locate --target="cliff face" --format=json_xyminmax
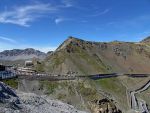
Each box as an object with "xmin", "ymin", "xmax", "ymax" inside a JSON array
[{"xmin": 44, "ymin": 36, "xmax": 150, "ymax": 74}]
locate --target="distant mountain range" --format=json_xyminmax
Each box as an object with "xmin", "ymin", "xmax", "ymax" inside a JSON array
[
  {"xmin": 1, "ymin": 36, "xmax": 150, "ymax": 74},
  {"xmin": 0, "ymin": 48, "xmax": 47, "ymax": 61}
]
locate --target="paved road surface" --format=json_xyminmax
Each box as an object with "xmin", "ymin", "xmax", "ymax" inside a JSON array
[{"xmin": 130, "ymin": 81, "xmax": 150, "ymax": 113}]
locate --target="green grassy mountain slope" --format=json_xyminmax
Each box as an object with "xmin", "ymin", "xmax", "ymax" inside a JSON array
[{"xmin": 42, "ymin": 36, "xmax": 150, "ymax": 75}]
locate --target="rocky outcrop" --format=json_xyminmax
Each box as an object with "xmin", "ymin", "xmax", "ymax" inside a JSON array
[
  {"xmin": 89, "ymin": 99, "xmax": 122, "ymax": 113},
  {"xmin": 0, "ymin": 82, "xmax": 88, "ymax": 113},
  {"xmin": 0, "ymin": 48, "xmax": 46, "ymax": 61}
]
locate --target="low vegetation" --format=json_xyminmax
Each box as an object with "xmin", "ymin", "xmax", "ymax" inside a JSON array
[
  {"xmin": 39, "ymin": 80, "xmax": 59, "ymax": 94},
  {"xmin": 96, "ymin": 77, "xmax": 129, "ymax": 110},
  {"xmin": 2, "ymin": 78, "xmax": 18, "ymax": 89}
]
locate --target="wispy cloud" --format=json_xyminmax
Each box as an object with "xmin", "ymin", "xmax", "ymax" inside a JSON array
[
  {"xmin": 0, "ymin": 36, "xmax": 16, "ymax": 43},
  {"xmin": 87, "ymin": 9, "xmax": 110, "ymax": 17},
  {"xmin": 55, "ymin": 18, "xmax": 63, "ymax": 24},
  {"xmin": 106, "ymin": 15, "xmax": 150, "ymax": 29},
  {"xmin": 55, "ymin": 17, "xmax": 72, "ymax": 24},
  {"xmin": 55, "ymin": 17, "xmax": 65, "ymax": 24},
  {"xmin": 0, "ymin": 3, "xmax": 59, "ymax": 27},
  {"xmin": 61, "ymin": 0, "xmax": 74, "ymax": 7}
]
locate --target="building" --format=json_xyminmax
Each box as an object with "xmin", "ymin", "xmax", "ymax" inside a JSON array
[
  {"xmin": 0, "ymin": 65, "xmax": 13, "ymax": 71},
  {"xmin": 17, "ymin": 67, "xmax": 36, "ymax": 75},
  {"xmin": 25, "ymin": 61, "xmax": 34, "ymax": 67},
  {"xmin": 0, "ymin": 65, "xmax": 16, "ymax": 80}
]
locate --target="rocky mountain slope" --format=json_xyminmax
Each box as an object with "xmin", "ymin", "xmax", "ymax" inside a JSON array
[
  {"xmin": 0, "ymin": 82, "xmax": 88, "ymax": 113},
  {"xmin": 3, "ymin": 76, "xmax": 150, "ymax": 113},
  {"xmin": 43, "ymin": 36, "xmax": 150, "ymax": 74},
  {"xmin": 140, "ymin": 36, "xmax": 150, "ymax": 44},
  {"xmin": 0, "ymin": 48, "xmax": 46, "ymax": 61},
  {"xmin": 16, "ymin": 78, "xmax": 124, "ymax": 113}
]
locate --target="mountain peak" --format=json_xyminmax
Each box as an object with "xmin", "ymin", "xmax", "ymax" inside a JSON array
[
  {"xmin": 56, "ymin": 36, "xmax": 83, "ymax": 51},
  {"xmin": 141, "ymin": 36, "xmax": 150, "ymax": 44},
  {"xmin": 67, "ymin": 36, "xmax": 82, "ymax": 41}
]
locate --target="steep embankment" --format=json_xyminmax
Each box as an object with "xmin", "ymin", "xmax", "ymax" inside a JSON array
[
  {"xmin": 5, "ymin": 77, "xmax": 150, "ymax": 113},
  {"xmin": 43, "ymin": 36, "xmax": 150, "ymax": 74},
  {"xmin": 0, "ymin": 81, "xmax": 88, "ymax": 113},
  {"xmin": 16, "ymin": 79, "xmax": 123, "ymax": 113}
]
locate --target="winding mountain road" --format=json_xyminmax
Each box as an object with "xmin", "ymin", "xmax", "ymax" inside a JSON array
[
  {"xmin": 130, "ymin": 80, "xmax": 150, "ymax": 113},
  {"xmin": 139, "ymin": 99, "xmax": 149, "ymax": 113}
]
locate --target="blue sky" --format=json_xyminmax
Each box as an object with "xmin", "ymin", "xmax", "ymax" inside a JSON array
[{"xmin": 0, "ymin": 0, "xmax": 150, "ymax": 52}]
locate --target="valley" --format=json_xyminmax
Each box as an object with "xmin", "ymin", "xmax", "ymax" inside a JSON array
[
  {"xmin": 1, "ymin": 37, "xmax": 150, "ymax": 113},
  {"xmin": 0, "ymin": 0, "xmax": 149, "ymax": 112},
  {"xmin": 1, "ymin": 75, "xmax": 150, "ymax": 113}
]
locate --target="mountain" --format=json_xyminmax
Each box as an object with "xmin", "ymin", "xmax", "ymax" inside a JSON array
[
  {"xmin": 47, "ymin": 51, "xmax": 53, "ymax": 55},
  {"xmin": 140, "ymin": 36, "xmax": 150, "ymax": 44},
  {"xmin": 42, "ymin": 36, "xmax": 150, "ymax": 74},
  {"xmin": 0, "ymin": 48, "xmax": 46, "ymax": 61}
]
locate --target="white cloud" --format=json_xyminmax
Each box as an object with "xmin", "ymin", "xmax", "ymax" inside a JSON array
[
  {"xmin": 0, "ymin": 36, "xmax": 16, "ymax": 43},
  {"xmin": 0, "ymin": 1, "xmax": 76, "ymax": 27},
  {"xmin": 0, "ymin": 3, "xmax": 58, "ymax": 27},
  {"xmin": 54, "ymin": 17, "xmax": 73, "ymax": 24},
  {"xmin": 100, "ymin": 9, "xmax": 110, "ymax": 15},
  {"xmin": 55, "ymin": 18, "xmax": 65, "ymax": 24},
  {"xmin": 62, "ymin": 0, "xmax": 74, "ymax": 7},
  {"xmin": 87, "ymin": 9, "xmax": 110, "ymax": 17},
  {"xmin": 32, "ymin": 46, "xmax": 57, "ymax": 52}
]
